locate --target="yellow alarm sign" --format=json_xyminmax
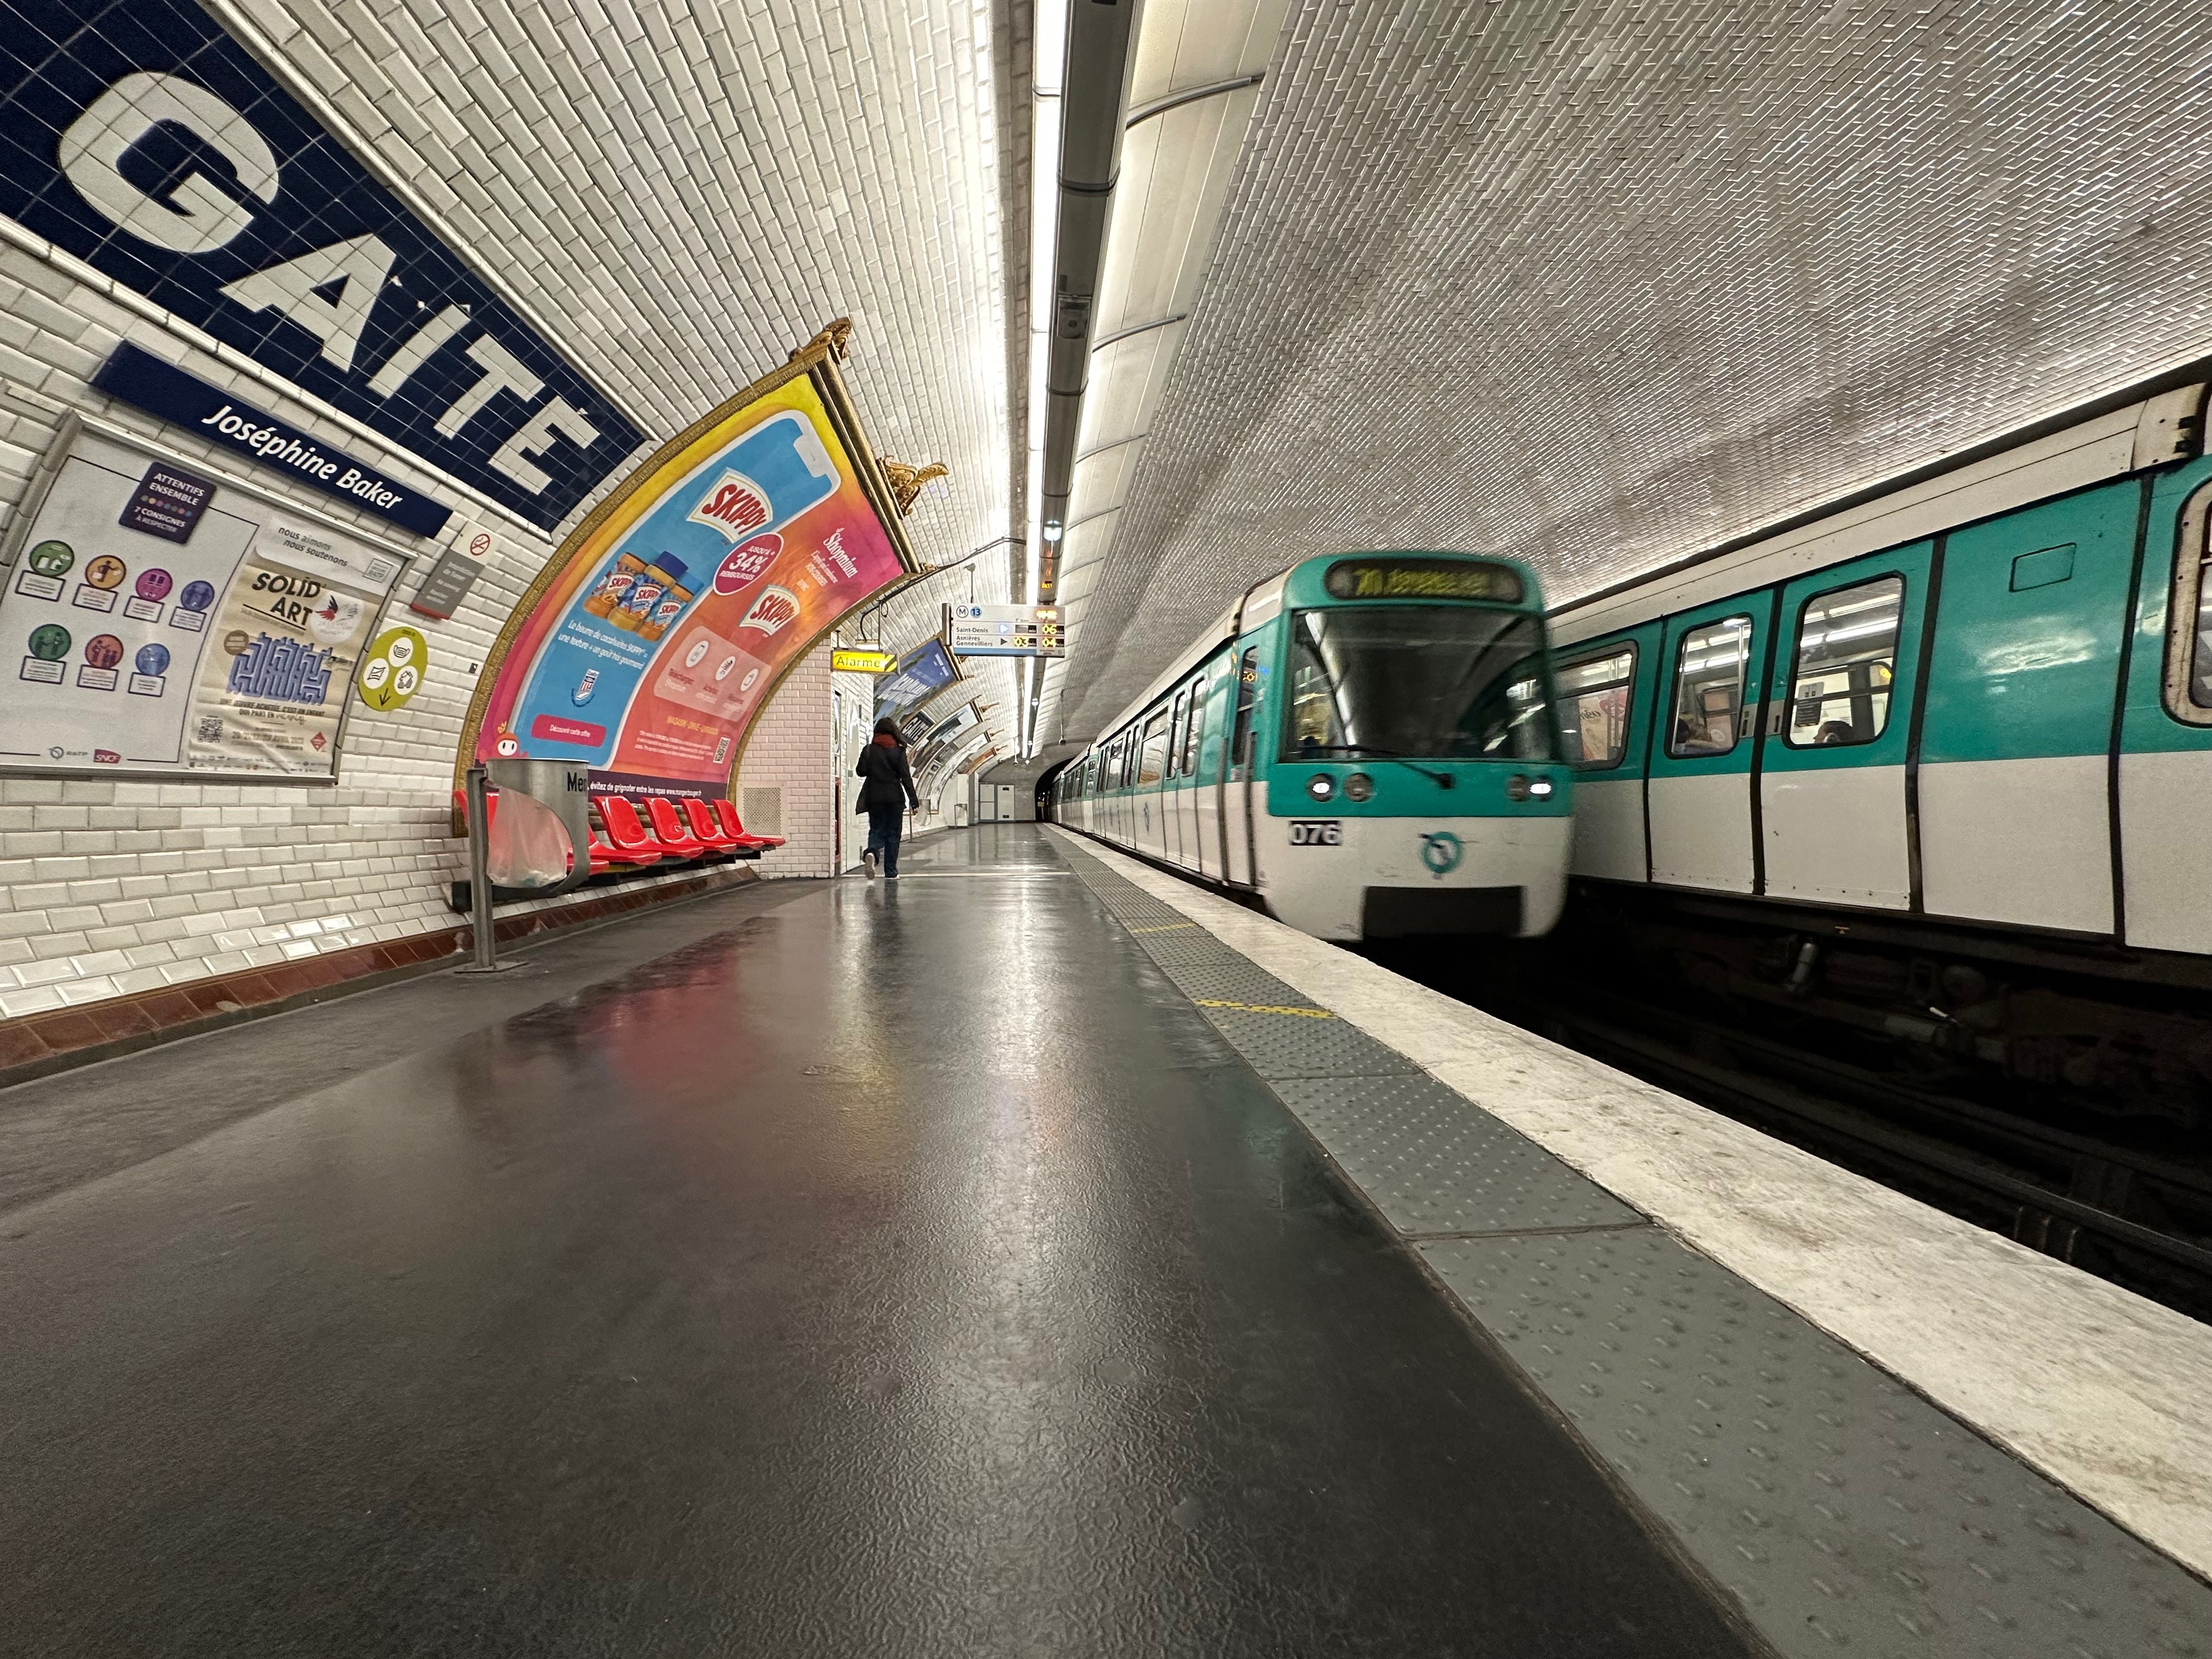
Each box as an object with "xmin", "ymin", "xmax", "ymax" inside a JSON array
[{"xmin": 357, "ymin": 624, "xmax": 428, "ymax": 712}]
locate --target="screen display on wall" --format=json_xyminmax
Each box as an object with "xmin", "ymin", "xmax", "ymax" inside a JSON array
[
  {"xmin": 873, "ymin": 640, "xmax": 958, "ymax": 723},
  {"xmin": 466, "ymin": 336, "xmax": 918, "ymax": 800},
  {"xmin": 0, "ymin": 424, "xmax": 404, "ymax": 779}
]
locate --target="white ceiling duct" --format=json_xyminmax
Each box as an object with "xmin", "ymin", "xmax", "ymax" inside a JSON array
[{"xmin": 1032, "ymin": 0, "xmax": 1293, "ymax": 743}]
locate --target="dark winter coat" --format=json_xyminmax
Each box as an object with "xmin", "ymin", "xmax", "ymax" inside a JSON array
[{"xmin": 855, "ymin": 737, "xmax": 918, "ymax": 812}]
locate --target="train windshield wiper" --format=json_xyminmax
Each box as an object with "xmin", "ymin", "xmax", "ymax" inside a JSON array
[{"xmin": 1300, "ymin": 744, "xmax": 1455, "ymax": 789}]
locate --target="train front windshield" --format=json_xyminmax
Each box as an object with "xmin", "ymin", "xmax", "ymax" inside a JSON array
[{"xmin": 1284, "ymin": 606, "xmax": 1554, "ymax": 761}]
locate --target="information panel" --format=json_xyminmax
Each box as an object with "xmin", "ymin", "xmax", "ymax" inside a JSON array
[
  {"xmin": 0, "ymin": 425, "xmax": 405, "ymax": 778},
  {"xmin": 466, "ymin": 330, "xmax": 919, "ymax": 800},
  {"xmin": 948, "ymin": 603, "xmax": 1064, "ymax": 657}
]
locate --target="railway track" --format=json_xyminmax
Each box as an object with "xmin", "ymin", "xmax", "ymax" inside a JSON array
[{"xmin": 1389, "ymin": 950, "xmax": 2212, "ymax": 1325}]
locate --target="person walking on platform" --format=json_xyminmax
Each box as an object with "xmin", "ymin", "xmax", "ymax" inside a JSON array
[{"xmin": 856, "ymin": 716, "xmax": 919, "ymax": 879}]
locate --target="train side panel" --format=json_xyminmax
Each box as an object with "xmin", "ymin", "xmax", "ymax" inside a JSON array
[
  {"xmin": 2119, "ymin": 455, "xmax": 2212, "ymax": 953},
  {"xmin": 1916, "ymin": 482, "xmax": 2140, "ymax": 934}
]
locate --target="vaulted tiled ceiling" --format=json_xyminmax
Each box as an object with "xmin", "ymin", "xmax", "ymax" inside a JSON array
[
  {"xmin": 1040, "ymin": 0, "xmax": 2212, "ymax": 744},
  {"xmin": 235, "ymin": 0, "xmax": 1030, "ymax": 752}
]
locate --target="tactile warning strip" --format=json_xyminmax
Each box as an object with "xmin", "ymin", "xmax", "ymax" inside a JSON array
[
  {"xmin": 1053, "ymin": 833, "xmax": 2212, "ymax": 1658},
  {"xmin": 1421, "ymin": 1229, "xmax": 2212, "ymax": 1659},
  {"xmin": 1057, "ymin": 840, "xmax": 1415, "ymax": 1079},
  {"xmin": 1272, "ymin": 1073, "xmax": 1643, "ymax": 1237}
]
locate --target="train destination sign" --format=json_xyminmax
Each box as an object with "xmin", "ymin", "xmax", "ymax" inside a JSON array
[{"xmin": 1323, "ymin": 557, "xmax": 1523, "ymax": 603}]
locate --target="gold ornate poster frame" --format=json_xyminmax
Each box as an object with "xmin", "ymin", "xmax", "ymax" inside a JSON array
[{"xmin": 452, "ymin": 321, "xmax": 925, "ymax": 822}]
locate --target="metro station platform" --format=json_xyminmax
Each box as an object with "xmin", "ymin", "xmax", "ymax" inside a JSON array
[{"xmin": 3, "ymin": 826, "xmax": 2208, "ymax": 1657}]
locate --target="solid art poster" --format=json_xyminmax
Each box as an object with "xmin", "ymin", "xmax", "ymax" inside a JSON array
[{"xmin": 185, "ymin": 526, "xmax": 378, "ymax": 776}]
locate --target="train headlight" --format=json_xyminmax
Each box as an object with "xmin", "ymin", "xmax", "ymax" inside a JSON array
[
  {"xmin": 1344, "ymin": 771, "xmax": 1375, "ymax": 802},
  {"xmin": 1528, "ymin": 777, "xmax": 1554, "ymax": 799},
  {"xmin": 1307, "ymin": 772, "xmax": 1336, "ymax": 802}
]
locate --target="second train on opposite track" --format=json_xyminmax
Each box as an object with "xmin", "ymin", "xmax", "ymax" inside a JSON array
[{"xmin": 1047, "ymin": 375, "xmax": 2212, "ymax": 1131}]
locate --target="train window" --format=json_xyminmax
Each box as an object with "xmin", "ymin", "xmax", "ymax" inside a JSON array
[
  {"xmin": 1785, "ymin": 576, "xmax": 1903, "ymax": 747},
  {"xmin": 1280, "ymin": 608, "xmax": 1554, "ymax": 761},
  {"xmin": 1138, "ymin": 712, "xmax": 1169, "ymax": 786},
  {"xmin": 2168, "ymin": 487, "xmax": 2212, "ymax": 722},
  {"xmin": 1166, "ymin": 690, "xmax": 1189, "ymax": 779},
  {"xmin": 1229, "ymin": 650, "xmax": 1260, "ymax": 780},
  {"xmin": 1181, "ymin": 679, "xmax": 1207, "ymax": 774},
  {"xmin": 1556, "ymin": 647, "xmax": 1636, "ymax": 769},
  {"xmin": 1667, "ymin": 616, "xmax": 1752, "ymax": 758}
]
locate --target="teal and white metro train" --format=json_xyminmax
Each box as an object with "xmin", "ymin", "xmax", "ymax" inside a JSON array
[
  {"xmin": 1048, "ymin": 551, "xmax": 1573, "ymax": 941},
  {"xmin": 1547, "ymin": 378, "xmax": 2212, "ymax": 1120}
]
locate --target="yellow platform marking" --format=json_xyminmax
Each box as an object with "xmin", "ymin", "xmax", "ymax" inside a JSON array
[
  {"xmin": 1127, "ymin": 921, "xmax": 1197, "ymax": 934},
  {"xmin": 1193, "ymin": 997, "xmax": 1336, "ymax": 1020}
]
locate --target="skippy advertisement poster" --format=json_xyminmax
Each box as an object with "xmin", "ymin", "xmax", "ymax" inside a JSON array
[{"xmin": 468, "ymin": 328, "xmax": 921, "ymax": 799}]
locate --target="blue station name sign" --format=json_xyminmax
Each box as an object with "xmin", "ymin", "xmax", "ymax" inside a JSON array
[
  {"xmin": 94, "ymin": 343, "xmax": 453, "ymax": 537},
  {"xmin": 0, "ymin": 0, "xmax": 643, "ymax": 531}
]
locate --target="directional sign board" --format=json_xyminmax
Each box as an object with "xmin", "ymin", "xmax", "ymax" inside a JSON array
[{"xmin": 946, "ymin": 603, "xmax": 1064, "ymax": 657}]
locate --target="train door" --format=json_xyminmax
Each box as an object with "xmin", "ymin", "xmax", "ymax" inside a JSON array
[
  {"xmin": 2120, "ymin": 463, "xmax": 2212, "ymax": 953},
  {"xmin": 1195, "ymin": 659, "xmax": 1227, "ymax": 877},
  {"xmin": 1759, "ymin": 545, "xmax": 1930, "ymax": 909},
  {"xmin": 1556, "ymin": 628, "xmax": 1656, "ymax": 881},
  {"xmin": 1220, "ymin": 647, "xmax": 1260, "ymax": 885},
  {"xmin": 1137, "ymin": 711, "xmax": 1170, "ymax": 858},
  {"xmin": 1646, "ymin": 596, "xmax": 1774, "ymax": 892},
  {"xmin": 1115, "ymin": 735, "xmax": 1135, "ymax": 847},
  {"xmin": 1103, "ymin": 740, "xmax": 1119, "ymax": 842},
  {"xmin": 1164, "ymin": 690, "xmax": 1188, "ymax": 865},
  {"xmin": 1917, "ymin": 482, "xmax": 2140, "ymax": 933},
  {"xmin": 1177, "ymin": 676, "xmax": 1207, "ymax": 873}
]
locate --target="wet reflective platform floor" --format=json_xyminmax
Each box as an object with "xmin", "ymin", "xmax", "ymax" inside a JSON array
[{"xmin": 0, "ymin": 826, "xmax": 1756, "ymax": 1657}]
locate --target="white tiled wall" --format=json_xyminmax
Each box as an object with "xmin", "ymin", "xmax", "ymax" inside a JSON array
[
  {"xmin": 0, "ymin": 0, "xmax": 1023, "ymax": 1017},
  {"xmin": 735, "ymin": 644, "xmax": 837, "ymax": 879}
]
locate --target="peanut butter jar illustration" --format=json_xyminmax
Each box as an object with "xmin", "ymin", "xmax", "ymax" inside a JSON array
[
  {"xmin": 636, "ymin": 556, "xmax": 696, "ymax": 642},
  {"xmin": 583, "ymin": 550, "xmax": 647, "ymax": 618},
  {"xmin": 611, "ymin": 554, "xmax": 678, "ymax": 633}
]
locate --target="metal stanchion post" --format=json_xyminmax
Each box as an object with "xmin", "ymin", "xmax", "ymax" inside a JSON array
[{"xmin": 456, "ymin": 763, "xmax": 515, "ymax": 974}]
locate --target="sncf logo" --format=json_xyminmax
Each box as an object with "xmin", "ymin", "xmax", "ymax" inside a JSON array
[
  {"xmin": 687, "ymin": 471, "xmax": 771, "ymax": 539},
  {"xmin": 739, "ymin": 585, "xmax": 800, "ymax": 635}
]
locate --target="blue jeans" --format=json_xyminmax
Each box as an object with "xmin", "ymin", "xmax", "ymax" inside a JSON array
[{"xmin": 866, "ymin": 804, "xmax": 904, "ymax": 877}]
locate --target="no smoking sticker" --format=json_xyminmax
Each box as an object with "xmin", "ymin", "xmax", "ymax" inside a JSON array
[{"xmin": 356, "ymin": 624, "xmax": 428, "ymax": 712}]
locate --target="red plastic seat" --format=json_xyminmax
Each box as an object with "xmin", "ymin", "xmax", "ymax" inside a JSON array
[
  {"xmin": 681, "ymin": 797, "xmax": 757, "ymax": 857},
  {"xmin": 585, "ymin": 800, "xmax": 658, "ymax": 872},
  {"xmin": 642, "ymin": 795, "xmax": 711, "ymax": 859},
  {"xmin": 600, "ymin": 795, "xmax": 687, "ymax": 862},
  {"xmin": 713, "ymin": 796, "xmax": 783, "ymax": 849}
]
